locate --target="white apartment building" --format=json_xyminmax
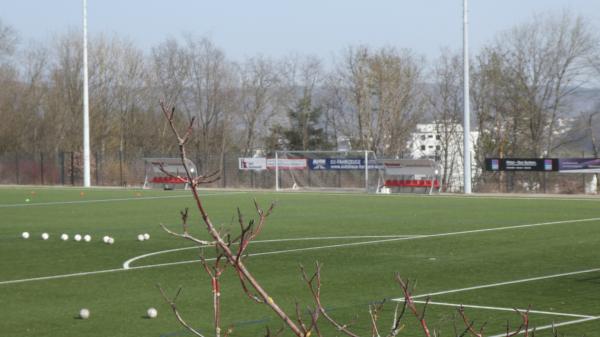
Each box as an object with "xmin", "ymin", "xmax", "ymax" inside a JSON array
[{"xmin": 407, "ymin": 122, "xmax": 478, "ymax": 192}]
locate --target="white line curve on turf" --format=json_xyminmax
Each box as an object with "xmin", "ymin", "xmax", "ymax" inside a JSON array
[
  {"xmin": 125, "ymin": 215, "xmax": 600, "ymax": 270},
  {"xmin": 121, "ymin": 235, "xmax": 418, "ymax": 269},
  {"xmin": 3, "ymin": 216, "xmax": 600, "ymax": 286}
]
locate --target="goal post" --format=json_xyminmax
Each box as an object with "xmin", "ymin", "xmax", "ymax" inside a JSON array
[{"xmin": 273, "ymin": 150, "xmax": 381, "ymax": 193}]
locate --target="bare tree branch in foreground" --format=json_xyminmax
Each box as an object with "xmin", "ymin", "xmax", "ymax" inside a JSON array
[{"xmin": 158, "ymin": 101, "xmax": 554, "ymax": 337}]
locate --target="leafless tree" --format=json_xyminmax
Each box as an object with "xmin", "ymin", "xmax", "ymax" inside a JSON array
[
  {"xmin": 476, "ymin": 11, "xmax": 597, "ymax": 158},
  {"xmin": 238, "ymin": 55, "xmax": 279, "ymax": 156},
  {"xmin": 429, "ymin": 50, "xmax": 463, "ymax": 191},
  {"xmin": 333, "ymin": 46, "xmax": 425, "ymax": 157},
  {"xmin": 0, "ymin": 18, "xmax": 17, "ymax": 59}
]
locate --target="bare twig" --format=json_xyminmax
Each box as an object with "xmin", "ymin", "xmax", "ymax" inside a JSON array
[
  {"xmin": 157, "ymin": 284, "xmax": 206, "ymax": 337},
  {"xmin": 301, "ymin": 262, "xmax": 361, "ymax": 337},
  {"xmin": 395, "ymin": 274, "xmax": 433, "ymax": 337},
  {"xmin": 159, "ymin": 101, "xmax": 304, "ymax": 337}
]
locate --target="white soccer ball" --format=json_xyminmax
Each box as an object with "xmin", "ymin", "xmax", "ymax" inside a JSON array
[
  {"xmin": 41, "ymin": 233, "xmax": 49, "ymax": 240},
  {"xmin": 143, "ymin": 233, "xmax": 150, "ymax": 240},
  {"xmin": 79, "ymin": 308, "xmax": 90, "ymax": 319},
  {"xmin": 107, "ymin": 237, "xmax": 115, "ymax": 245},
  {"xmin": 83, "ymin": 235, "xmax": 91, "ymax": 242},
  {"xmin": 74, "ymin": 234, "xmax": 82, "ymax": 242},
  {"xmin": 102, "ymin": 235, "xmax": 110, "ymax": 243},
  {"xmin": 147, "ymin": 307, "xmax": 158, "ymax": 318},
  {"xmin": 21, "ymin": 232, "xmax": 30, "ymax": 239},
  {"xmin": 61, "ymin": 233, "xmax": 69, "ymax": 241},
  {"xmin": 137, "ymin": 234, "xmax": 145, "ymax": 242}
]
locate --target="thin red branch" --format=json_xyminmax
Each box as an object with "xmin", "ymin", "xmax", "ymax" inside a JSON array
[
  {"xmin": 395, "ymin": 274, "xmax": 433, "ymax": 337},
  {"xmin": 159, "ymin": 101, "xmax": 305, "ymax": 337}
]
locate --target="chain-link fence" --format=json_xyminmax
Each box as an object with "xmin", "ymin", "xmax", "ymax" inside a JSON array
[
  {"xmin": 0, "ymin": 151, "xmax": 277, "ymax": 190},
  {"xmin": 0, "ymin": 151, "xmax": 598, "ymax": 194}
]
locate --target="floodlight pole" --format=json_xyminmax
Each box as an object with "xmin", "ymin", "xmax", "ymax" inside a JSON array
[
  {"xmin": 82, "ymin": 0, "xmax": 91, "ymax": 187},
  {"xmin": 462, "ymin": 0, "xmax": 472, "ymax": 194}
]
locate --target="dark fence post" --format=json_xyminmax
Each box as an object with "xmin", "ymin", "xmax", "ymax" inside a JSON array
[
  {"xmin": 119, "ymin": 149, "xmax": 124, "ymax": 186},
  {"xmin": 59, "ymin": 151, "xmax": 65, "ymax": 185},
  {"xmin": 221, "ymin": 155, "xmax": 226, "ymax": 188},
  {"xmin": 40, "ymin": 152, "xmax": 45, "ymax": 185},
  {"xmin": 70, "ymin": 152, "xmax": 75, "ymax": 186},
  {"xmin": 15, "ymin": 152, "xmax": 19, "ymax": 184},
  {"xmin": 95, "ymin": 151, "xmax": 100, "ymax": 185}
]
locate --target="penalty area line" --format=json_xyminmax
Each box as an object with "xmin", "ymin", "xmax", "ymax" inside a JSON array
[
  {"xmin": 400, "ymin": 299, "xmax": 595, "ymax": 319},
  {"xmin": 397, "ymin": 299, "xmax": 599, "ymax": 336},
  {"xmin": 488, "ymin": 317, "xmax": 600, "ymax": 337},
  {"xmin": 403, "ymin": 267, "xmax": 600, "ymax": 300}
]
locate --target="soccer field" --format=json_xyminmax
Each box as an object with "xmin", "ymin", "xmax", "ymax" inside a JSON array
[{"xmin": 1, "ymin": 187, "xmax": 599, "ymax": 337}]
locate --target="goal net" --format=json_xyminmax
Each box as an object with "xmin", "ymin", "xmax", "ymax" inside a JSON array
[
  {"xmin": 142, "ymin": 157, "xmax": 198, "ymax": 189},
  {"xmin": 273, "ymin": 151, "xmax": 381, "ymax": 193}
]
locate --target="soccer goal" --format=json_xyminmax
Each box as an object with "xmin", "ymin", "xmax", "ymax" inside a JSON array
[
  {"xmin": 142, "ymin": 157, "xmax": 198, "ymax": 190},
  {"xmin": 273, "ymin": 151, "xmax": 381, "ymax": 193}
]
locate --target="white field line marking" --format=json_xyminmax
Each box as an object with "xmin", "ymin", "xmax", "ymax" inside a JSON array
[
  {"xmin": 488, "ymin": 317, "xmax": 600, "ymax": 337},
  {"xmin": 122, "ymin": 235, "xmax": 418, "ymax": 269},
  {"xmin": 0, "ymin": 192, "xmax": 247, "ymax": 208},
  {"xmin": 405, "ymin": 300, "xmax": 600, "ymax": 336},
  {"xmin": 126, "ymin": 215, "xmax": 600, "ymax": 269},
  {"xmin": 4, "ymin": 216, "xmax": 600, "ymax": 285},
  {"xmin": 0, "ymin": 237, "xmax": 403, "ymax": 286},
  {"xmin": 405, "ymin": 300, "xmax": 595, "ymax": 319},
  {"xmin": 398, "ymin": 267, "xmax": 600, "ymax": 300},
  {"xmin": 284, "ymin": 191, "xmax": 600, "ymax": 202},
  {"xmin": 0, "ymin": 268, "xmax": 125, "ymax": 285}
]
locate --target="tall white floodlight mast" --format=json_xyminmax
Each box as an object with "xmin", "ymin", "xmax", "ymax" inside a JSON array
[
  {"xmin": 82, "ymin": 0, "xmax": 91, "ymax": 187},
  {"xmin": 462, "ymin": 0, "xmax": 472, "ymax": 194}
]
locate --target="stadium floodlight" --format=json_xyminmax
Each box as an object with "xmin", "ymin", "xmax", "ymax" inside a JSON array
[
  {"xmin": 463, "ymin": 0, "xmax": 472, "ymax": 194},
  {"xmin": 82, "ymin": 0, "xmax": 91, "ymax": 187}
]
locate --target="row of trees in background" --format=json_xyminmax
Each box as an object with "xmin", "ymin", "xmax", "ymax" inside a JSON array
[{"xmin": 1, "ymin": 11, "xmax": 599, "ymax": 184}]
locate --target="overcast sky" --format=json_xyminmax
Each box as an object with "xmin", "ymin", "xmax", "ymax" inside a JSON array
[{"xmin": 2, "ymin": 0, "xmax": 599, "ymax": 62}]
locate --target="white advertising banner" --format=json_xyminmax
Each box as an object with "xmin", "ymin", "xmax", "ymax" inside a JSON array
[
  {"xmin": 238, "ymin": 158, "xmax": 267, "ymax": 170},
  {"xmin": 266, "ymin": 158, "xmax": 307, "ymax": 170}
]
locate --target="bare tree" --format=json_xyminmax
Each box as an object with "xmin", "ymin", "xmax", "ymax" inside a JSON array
[
  {"xmin": 179, "ymin": 36, "xmax": 237, "ymax": 173},
  {"xmin": 483, "ymin": 11, "xmax": 597, "ymax": 157},
  {"xmin": 238, "ymin": 55, "xmax": 279, "ymax": 156},
  {"xmin": 333, "ymin": 46, "xmax": 425, "ymax": 157},
  {"xmin": 0, "ymin": 18, "xmax": 17, "ymax": 59},
  {"xmin": 429, "ymin": 50, "xmax": 463, "ymax": 191}
]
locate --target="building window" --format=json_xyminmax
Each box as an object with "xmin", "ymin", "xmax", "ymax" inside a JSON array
[
  {"xmin": 428, "ymin": 135, "xmax": 433, "ymax": 138},
  {"xmin": 436, "ymin": 145, "xmax": 441, "ymax": 150},
  {"xmin": 420, "ymin": 145, "xmax": 426, "ymax": 151},
  {"xmin": 436, "ymin": 135, "xmax": 441, "ymax": 140},
  {"xmin": 428, "ymin": 145, "xmax": 434, "ymax": 149},
  {"xmin": 420, "ymin": 135, "xmax": 426, "ymax": 140}
]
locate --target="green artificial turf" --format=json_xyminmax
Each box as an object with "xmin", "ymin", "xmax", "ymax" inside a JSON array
[{"xmin": 1, "ymin": 186, "xmax": 599, "ymax": 336}]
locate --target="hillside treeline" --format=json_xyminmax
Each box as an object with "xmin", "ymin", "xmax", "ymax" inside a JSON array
[{"xmin": 1, "ymin": 11, "xmax": 599, "ymax": 180}]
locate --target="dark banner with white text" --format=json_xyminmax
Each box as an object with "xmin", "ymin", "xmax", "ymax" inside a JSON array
[{"xmin": 485, "ymin": 158, "xmax": 558, "ymax": 172}]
